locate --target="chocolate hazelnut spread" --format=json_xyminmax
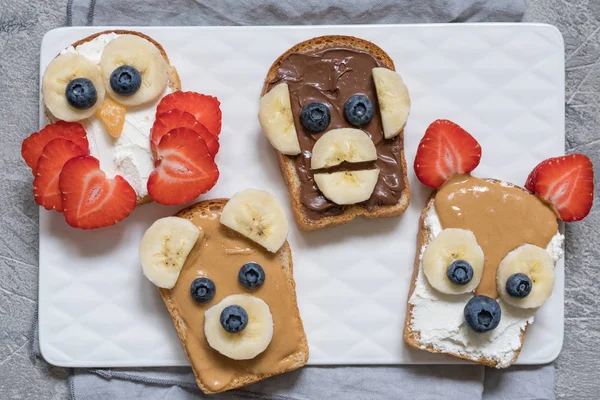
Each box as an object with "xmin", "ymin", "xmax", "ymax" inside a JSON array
[
  {"xmin": 266, "ymin": 48, "xmax": 405, "ymax": 221},
  {"xmin": 435, "ymin": 175, "xmax": 558, "ymax": 299},
  {"xmin": 168, "ymin": 209, "xmax": 305, "ymax": 392}
]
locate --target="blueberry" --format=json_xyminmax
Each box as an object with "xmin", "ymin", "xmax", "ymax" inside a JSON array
[
  {"xmin": 464, "ymin": 295, "xmax": 501, "ymax": 333},
  {"xmin": 110, "ymin": 65, "xmax": 142, "ymax": 96},
  {"xmin": 190, "ymin": 277, "xmax": 215, "ymax": 303},
  {"xmin": 505, "ymin": 273, "xmax": 532, "ymax": 298},
  {"xmin": 344, "ymin": 95, "xmax": 374, "ymax": 127},
  {"xmin": 300, "ymin": 102, "xmax": 331, "ymax": 133},
  {"xmin": 65, "ymin": 78, "xmax": 98, "ymax": 110},
  {"xmin": 446, "ymin": 260, "xmax": 474, "ymax": 285},
  {"xmin": 220, "ymin": 305, "xmax": 248, "ymax": 333},
  {"xmin": 238, "ymin": 262, "xmax": 265, "ymax": 290}
]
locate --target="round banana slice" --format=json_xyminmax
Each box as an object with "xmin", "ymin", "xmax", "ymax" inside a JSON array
[
  {"xmin": 311, "ymin": 128, "xmax": 377, "ymax": 169},
  {"xmin": 422, "ymin": 228, "xmax": 484, "ymax": 294},
  {"xmin": 372, "ymin": 67, "xmax": 410, "ymax": 139},
  {"xmin": 42, "ymin": 53, "xmax": 105, "ymax": 121},
  {"xmin": 204, "ymin": 294, "xmax": 274, "ymax": 360},
  {"xmin": 220, "ymin": 189, "xmax": 289, "ymax": 253},
  {"xmin": 100, "ymin": 35, "xmax": 168, "ymax": 106},
  {"xmin": 139, "ymin": 217, "xmax": 201, "ymax": 289},
  {"xmin": 314, "ymin": 169, "xmax": 380, "ymax": 205},
  {"xmin": 258, "ymin": 83, "xmax": 301, "ymax": 155},
  {"xmin": 497, "ymin": 244, "xmax": 555, "ymax": 309}
]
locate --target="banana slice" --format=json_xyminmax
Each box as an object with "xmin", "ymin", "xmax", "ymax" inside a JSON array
[
  {"xmin": 204, "ymin": 294, "xmax": 274, "ymax": 360},
  {"xmin": 372, "ymin": 67, "xmax": 410, "ymax": 139},
  {"xmin": 314, "ymin": 169, "xmax": 379, "ymax": 205},
  {"xmin": 497, "ymin": 244, "xmax": 555, "ymax": 309},
  {"xmin": 42, "ymin": 53, "xmax": 105, "ymax": 122},
  {"xmin": 311, "ymin": 128, "xmax": 377, "ymax": 169},
  {"xmin": 100, "ymin": 35, "xmax": 168, "ymax": 106},
  {"xmin": 258, "ymin": 83, "xmax": 301, "ymax": 155},
  {"xmin": 139, "ymin": 217, "xmax": 200, "ymax": 289},
  {"xmin": 422, "ymin": 228, "xmax": 484, "ymax": 294},
  {"xmin": 220, "ymin": 189, "xmax": 289, "ymax": 253}
]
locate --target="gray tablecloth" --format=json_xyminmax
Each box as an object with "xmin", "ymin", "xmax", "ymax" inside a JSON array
[{"xmin": 34, "ymin": 0, "xmax": 556, "ymax": 399}]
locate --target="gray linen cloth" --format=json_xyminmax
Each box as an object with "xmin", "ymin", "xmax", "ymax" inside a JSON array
[{"xmin": 34, "ymin": 0, "xmax": 556, "ymax": 399}]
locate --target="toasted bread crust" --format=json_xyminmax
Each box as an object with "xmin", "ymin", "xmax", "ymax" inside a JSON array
[
  {"xmin": 45, "ymin": 30, "xmax": 181, "ymax": 206},
  {"xmin": 261, "ymin": 35, "xmax": 410, "ymax": 231},
  {"xmin": 403, "ymin": 178, "xmax": 529, "ymax": 368},
  {"xmin": 158, "ymin": 199, "xmax": 309, "ymax": 394}
]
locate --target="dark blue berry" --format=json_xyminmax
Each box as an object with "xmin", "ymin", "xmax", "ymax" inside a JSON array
[
  {"xmin": 506, "ymin": 273, "xmax": 532, "ymax": 298},
  {"xmin": 344, "ymin": 95, "xmax": 374, "ymax": 127},
  {"xmin": 110, "ymin": 65, "xmax": 142, "ymax": 96},
  {"xmin": 220, "ymin": 305, "xmax": 248, "ymax": 333},
  {"xmin": 65, "ymin": 78, "xmax": 98, "ymax": 110},
  {"xmin": 300, "ymin": 102, "xmax": 331, "ymax": 133},
  {"xmin": 446, "ymin": 260, "xmax": 474, "ymax": 285},
  {"xmin": 464, "ymin": 295, "xmax": 501, "ymax": 333},
  {"xmin": 238, "ymin": 262, "xmax": 265, "ymax": 290},
  {"xmin": 190, "ymin": 277, "xmax": 215, "ymax": 303}
]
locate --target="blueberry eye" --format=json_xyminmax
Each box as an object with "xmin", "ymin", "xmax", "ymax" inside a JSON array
[
  {"xmin": 300, "ymin": 102, "xmax": 331, "ymax": 133},
  {"xmin": 344, "ymin": 95, "xmax": 374, "ymax": 127},
  {"xmin": 446, "ymin": 260, "xmax": 474, "ymax": 285},
  {"xmin": 238, "ymin": 262, "xmax": 265, "ymax": 290},
  {"xmin": 505, "ymin": 273, "xmax": 532, "ymax": 298},
  {"xmin": 190, "ymin": 277, "xmax": 216, "ymax": 303},
  {"xmin": 110, "ymin": 65, "xmax": 142, "ymax": 96},
  {"xmin": 220, "ymin": 305, "xmax": 248, "ymax": 333},
  {"xmin": 65, "ymin": 78, "xmax": 98, "ymax": 110}
]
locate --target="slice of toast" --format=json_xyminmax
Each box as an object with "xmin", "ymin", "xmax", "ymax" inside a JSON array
[
  {"xmin": 404, "ymin": 179, "xmax": 531, "ymax": 368},
  {"xmin": 47, "ymin": 30, "xmax": 181, "ymax": 205},
  {"xmin": 159, "ymin": 199, "xmax": 308, "ymax": 394},
  {"xmin": 261, "ymin": 36, "xmax": 410, "ymax": 231}
]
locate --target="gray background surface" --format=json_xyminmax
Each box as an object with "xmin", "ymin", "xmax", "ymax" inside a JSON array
[{"xmin": 0, "ymin": 0, "xmax": 598, "ymax": 399}]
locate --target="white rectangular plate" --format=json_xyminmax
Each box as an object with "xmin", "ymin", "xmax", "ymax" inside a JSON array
[{"xmin": 38, "ymin": 24, "xmax": 565, "ymax": 367}]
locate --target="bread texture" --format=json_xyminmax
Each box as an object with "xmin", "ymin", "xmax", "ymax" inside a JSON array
[
  {"xmin": 46, "ymin": 30, "xmax": 181, "ymax": 205},
  {"xmin": 403, "ymin": 179, "xmax": 528, "ymax": 368},
  {"xmin": 158, "ymin": 199, "xmax": 308, "ymax": 394},
  {"xmin": 261, "ymin": 36, "xmax": 410, "ymax": 231}
]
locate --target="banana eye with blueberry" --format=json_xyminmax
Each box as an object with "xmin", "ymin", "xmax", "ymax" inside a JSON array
[
  {"xmin": 496, "ymin": 244, "xmax": 555, "ymax": 309},
  {"xmin": 42, "ymin": 53, "xmax": 105, "ymax": 121},
  {"xmin": 100, "ymin": 34, "xmax": 169, "ymax": 106}
]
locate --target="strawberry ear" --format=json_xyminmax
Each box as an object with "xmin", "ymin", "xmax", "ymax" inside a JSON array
[
  {"xmin": 523, "ymin": 154, "xmax": 594, "ymax": 222},
  {"xmin": 414, "ymin": 119, "xmax": 482, "ymax": 189}
]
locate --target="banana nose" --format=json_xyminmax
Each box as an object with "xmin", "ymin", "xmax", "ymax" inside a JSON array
[{"xmin": 96, "ymin": 97, "xmax": 127, "ymax": 138}]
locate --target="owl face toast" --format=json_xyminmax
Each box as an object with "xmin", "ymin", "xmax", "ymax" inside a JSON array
[
  {"xmin": 404, "ymin": 119, "xmax": 594, "ymax": 368},
  {"xmin": 139, "ymin": 190, "xmax": 308, "ymax": 394},
  {"xmin": 22, "ymin": 30, "xmax": 222, "ymax": 229},
  {"xmin": 259, "ymin": 36, "xmax": 411, "ymax": 231}
]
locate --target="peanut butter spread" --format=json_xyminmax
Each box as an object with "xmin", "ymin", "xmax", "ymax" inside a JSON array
[
  {"xmin": 168, "ymin": 208, "xmax": 305, "ymax": 392},
  {"xmin": 435, "ymin": 175, "xmax": 558, "ymax": 298}
]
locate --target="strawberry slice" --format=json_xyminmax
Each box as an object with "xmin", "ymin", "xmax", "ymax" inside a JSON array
[
  {"xmin": 59, "ymin": 156, "xmax": 136, "ymax": 229},
  {"xmin": 525, "ymin": 154, "xmax": 594, "ymax": 222},
  {"xmin": 33, "ymin": 139, "xmax": 87, "ymax": 212},
  {"xmin": 22, "ymin": 121, "xmax": 89, "ymax": 174},
  {"xmin": 147, "ymin": 128, "xmax": 219, "ymax": 205},
  {"xmin": 156, "ymin": 92, "xmax": 222, "ymax": 136},
  {"xmin": 414, "ymin": 119, "xmax": 482, "ymax": 188},
  {"xmin": 151, "ymin": 110, "xmax": 219, "ymax": 157}
]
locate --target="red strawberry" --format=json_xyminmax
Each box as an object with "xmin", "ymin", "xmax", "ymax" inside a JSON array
[
  {"xmin": 151, "ymin": 110, "xmax": 219, "ymax": 157},
  {"xmin": 414, "ymin": 119, "xmax": 482, "ymax": 188},
  {"xmin": 59, "ymin": 156, "xmax": 136, "ymax": 229},
  {"xmin": 22, "ymin": 121, "xmax": 89, "ymax": 174},
  {"xmin": 33, "ymin": 139, "xmax": 87, "ymax": 212},
  {"xmin": 525, "ymin": 154, "xmax": 594, "ymax": 222},
  {"xmin": 156, "ymin": 92, "xmax": 222, "ymax": 136},
  {"xmin": 147, "ymin": 128, "xmax": 219, "ymax": 205}
]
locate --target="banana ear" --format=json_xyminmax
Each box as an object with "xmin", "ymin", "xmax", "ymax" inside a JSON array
[{"xmin": 372, "ymin": 67, "xmax": 411, "ymax": 139}]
